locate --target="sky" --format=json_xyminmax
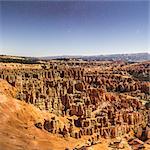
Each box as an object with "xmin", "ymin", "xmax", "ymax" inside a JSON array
[{"xmin": 0, "ymin": 0, "xmax": 149, "ymax": 56}]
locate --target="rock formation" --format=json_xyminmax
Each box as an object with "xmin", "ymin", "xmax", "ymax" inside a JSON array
[{"xmin": 0, "ymin": 59, "xmax": 149, "ymax": 150}]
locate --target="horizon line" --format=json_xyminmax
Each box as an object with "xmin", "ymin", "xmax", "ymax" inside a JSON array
[{"xmin": 0, "ymin": 52, "xmax": 149, "ymax": 58}]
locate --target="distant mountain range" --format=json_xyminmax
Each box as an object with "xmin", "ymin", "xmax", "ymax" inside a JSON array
[
  {"xmin": 40, "ymin": 52, "xmax": 150, "ymax": 62},
  {"xmin": 0, "ymin": 52, "xmax": 149, "ymax": 63}
]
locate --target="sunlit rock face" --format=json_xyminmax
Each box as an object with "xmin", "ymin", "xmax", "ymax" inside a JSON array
[{"xmin": 0, "ymin": 60, "xmax": 149, "ymax": 141}]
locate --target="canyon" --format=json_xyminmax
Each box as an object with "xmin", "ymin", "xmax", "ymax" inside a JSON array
[{"xmin": 0, "ymin": 57, "xmax": 149, "ymax": 150}]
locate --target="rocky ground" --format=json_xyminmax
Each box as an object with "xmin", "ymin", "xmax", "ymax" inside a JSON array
[
  {"xmin": 0, "ymin": 58, "xmax": 149, "ymax": 150},
  {"xmin": 0, "ymin": 79, "xmax": 111, "ymax": 150}
]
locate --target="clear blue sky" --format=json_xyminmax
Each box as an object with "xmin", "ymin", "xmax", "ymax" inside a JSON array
[{"xmin": 0, "ymin": 0, "xmax": 149, "ymax": 56}]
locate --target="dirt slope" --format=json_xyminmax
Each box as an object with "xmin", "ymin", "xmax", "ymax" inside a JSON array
[{"xmin": 0, "ymin": 80, "xmax": 110, "ymax": 150}]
